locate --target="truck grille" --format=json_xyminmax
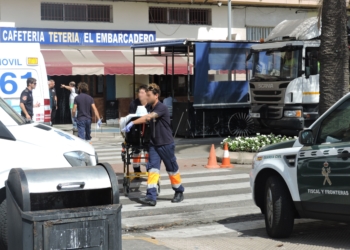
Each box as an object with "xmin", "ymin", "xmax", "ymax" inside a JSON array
[
  {"xmin": 267, "ymin": 106, "xmax": 283, "ymax": 119},
  {"xmin": 250, "ymin": 82, "xmax": 289, "ymax": 106}
]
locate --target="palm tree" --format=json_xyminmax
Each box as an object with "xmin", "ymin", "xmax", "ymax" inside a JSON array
[{"xmin": 318, "ymin": 0, "xmax": 349, "ymax": 114}]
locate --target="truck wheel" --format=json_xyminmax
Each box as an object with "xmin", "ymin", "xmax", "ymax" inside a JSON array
[
  {"xmin": 264, "ymin": 176, "xmax": 294, "ymax": 238},
  {"xmin": 0, "ymin": 199, "xmax": 7, "ymax": 250}
]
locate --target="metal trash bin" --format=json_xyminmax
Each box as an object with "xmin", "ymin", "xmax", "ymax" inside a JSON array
[{"xmin": 6, "ymin": 163, "xmax": 121, "ymax": 250}]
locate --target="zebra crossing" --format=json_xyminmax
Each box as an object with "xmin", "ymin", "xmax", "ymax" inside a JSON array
[
  {"xmin": 93, "ymin": 141, "xmax": 123, "ymax": 164},
  {"xmin": 120, "ymin": 168, "xmax": 317, "ymax": 239},
  {"xmin": 121, "ymin": 168, "xmax": 258, "ymax": 233}
]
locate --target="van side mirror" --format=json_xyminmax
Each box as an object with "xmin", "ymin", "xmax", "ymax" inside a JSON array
[{"xmin": 299, "ymin": 129, "xmax": 314, "ymax": 146}]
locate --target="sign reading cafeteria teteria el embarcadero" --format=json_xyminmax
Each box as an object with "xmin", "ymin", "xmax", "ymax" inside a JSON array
[{"xmin": 0, "ymin": 27, "xmax": 156, "ymax": 46}]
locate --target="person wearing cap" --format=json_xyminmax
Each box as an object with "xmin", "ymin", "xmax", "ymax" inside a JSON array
[
  {"xmin": 122, "ymin": 83, "xmax": 185, "ymax": 206},
  {"xmin": 129, "ymin": 85, "xmax": 152, "ymax": 173},
  {"xmin": 61, "ymin": 81, "xmax": 78, "ymax": 131}
]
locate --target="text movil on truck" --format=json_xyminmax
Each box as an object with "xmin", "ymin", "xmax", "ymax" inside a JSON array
[{"xmin": 249, "ymin": 17, "xmax": 324, "ymax": 135}]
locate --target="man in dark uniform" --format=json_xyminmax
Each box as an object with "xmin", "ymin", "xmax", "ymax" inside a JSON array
[
  {"xmin": 48, "ymin": 79, "xmax": 57, "ymax": 125},
  {"xmin": 129, "ymin": 85, "xmax": 151, "ymax": 173},
  {"xmin": 122, "ymin": 83, "xmax": 185, "ymax": 206},
  {"xmin": 20, "ymin": 77, "xmax": 40, "ymax": 122}
]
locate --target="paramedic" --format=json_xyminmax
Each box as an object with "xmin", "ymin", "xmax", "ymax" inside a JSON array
[{"xmin": 122, "ymin": 83, "xmax": 185, "ymax": 206}]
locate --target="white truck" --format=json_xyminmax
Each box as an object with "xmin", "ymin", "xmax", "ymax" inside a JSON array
[
  {"xmin": 250, "ymin": 91, "xmax": 350, "ymax": 238},
  {"xmin": 0, "ymin": 42, "xmax": 51, "ymax": 124},
  {"xmin": 249, "ymin": 17, "xmax": 321, "ymax": 135}
]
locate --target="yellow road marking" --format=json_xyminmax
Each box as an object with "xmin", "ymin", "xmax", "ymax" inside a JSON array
[
  {"xmin": 303, "ymin": 92, "xmax": 319, "ymax": 95},
  {"xmin": 122, "ymin": 236, "xmax": 163, "ymax": 245}
]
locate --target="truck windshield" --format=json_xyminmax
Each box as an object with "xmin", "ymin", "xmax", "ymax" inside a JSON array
[
  {"xmin": 0, "ymin": 98, "xmax": 25, "ymax": 125},
  {"xmin": 252, "ymin": 49, "xmax": 301, "ymax": 80}
]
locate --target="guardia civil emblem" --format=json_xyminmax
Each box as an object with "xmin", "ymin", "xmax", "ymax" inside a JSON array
[{"xmin": 322, "ymin": 161, "xmax": 332, "ymax": 186}]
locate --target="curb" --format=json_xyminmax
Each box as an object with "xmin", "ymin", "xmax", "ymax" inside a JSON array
[{"xmin": 216, "ymin": 147, "xmax": 255, "ymax": 165}]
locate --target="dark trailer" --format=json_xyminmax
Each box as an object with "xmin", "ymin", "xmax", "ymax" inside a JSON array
[{"xmin": 131, "ymin": 39, "xmax": 257, "ymax": 137}]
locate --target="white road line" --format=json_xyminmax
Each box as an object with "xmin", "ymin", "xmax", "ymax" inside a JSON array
[
  {"xmin": 99, "ymin": 156, "xmax": 122, "ymax": 160},
  {"xmin": 97, "ymin": 152, "xmax": 122, "ymax": 156},
  {"xmin": 120, "ymin": 182, "xmax": 250, "ymax": 200},
  {"xmin": 121, "ymin": 193, "xmax": 251, "ymax": 212},
  {"xmin": 119, "ymin": 169, "xmax": 232, "ymax": 179},
  {"xmin": 95, "ymin": 148, "xmax": 122, "ymax": 152},
  {"xmin": 123, "ymin": 206, "xmax": 260, "ymax": 228},
  {"xmin": 118, "ymin": 173, "xmax": 249, "ymax": 189},
  {"xmin": 146, "ymin": 219, "xmax": 316, "ymax": 238}
]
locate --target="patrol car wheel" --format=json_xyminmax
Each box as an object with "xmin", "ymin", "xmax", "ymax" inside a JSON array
[
  {"xmin": 264, "ymin": 176, "xmax": 294, "ymax": 238},
  {"xmin": 0, "ymin": 199, "xmax": 7, "ymax": 250}
]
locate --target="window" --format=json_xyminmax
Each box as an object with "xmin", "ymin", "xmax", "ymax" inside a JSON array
[
  {"xmin": 149, "ymin": 7, "xmax": 211, "ymax": 25},
  {"xmin": 252, "ymin": 48, "xmax": 302, "ymax": 80},
  {"xmin": 41, "ymin": 3, "xmax": 113, "ymax": 22},
  {"xmin": 317, "ymin": 99, "xmax": 350, "ymax": 144},
  {"xmin": 246, "ymin": 26, "xmax": 274, "ymax": 41},
  {"xmin": 305, "ymin": 47, "xmax": 320, "ymax": 76}
]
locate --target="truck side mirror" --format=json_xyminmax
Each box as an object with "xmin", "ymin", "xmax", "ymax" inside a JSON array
[
  {"xmin": 299, "ymin": 129, "xmax": 314, "ymax": 146},
  {"xmin": 305, "ymin": 67, "xmax": 311, "ymax": 79}
]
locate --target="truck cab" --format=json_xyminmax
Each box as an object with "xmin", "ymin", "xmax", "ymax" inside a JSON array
[
  {"xmin": 250, "ymin": 92, "xmax": 350, "ymax": 238},
  {"xmin": 249, "ymin": 17, "xmax": 321, "ymax": 135}
]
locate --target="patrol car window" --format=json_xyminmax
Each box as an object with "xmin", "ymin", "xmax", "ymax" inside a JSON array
[
  {"xmin": 317, "ymin": 99, "xmax": 350, "ymax": 144},
  {"xmin": 0, "ymin": 98, "xmax": 25, "ymax": 125}
]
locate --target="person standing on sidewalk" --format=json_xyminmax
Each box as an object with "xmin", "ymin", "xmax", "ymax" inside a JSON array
[
  {"xmin": 122, "ymin": 83, "xmax": 185, "ymax": 206},
  {"xmin": 20, "ymin": 78, "xmax": 40, "ymax": 122},
  {"xmin": 61, "ymin": 81, "xmax": 78, "ymax": 131},
  {"xmin": 48, "ymin": 80, "xmax": 57, "ymax": 125},
  {"xmin": 72, "ymin": 82, "xmax": 101, "ymax": 143},
  {"xmin": 129, "ymin": 85, "xmax": 152, "ymax": 173}
]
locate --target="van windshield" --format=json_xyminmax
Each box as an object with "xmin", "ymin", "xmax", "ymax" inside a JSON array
[
  {"xmin": 0, "ymin": 98, "xmax": 25, "ymax": 125},
  {"xmin": 252, "ymin": 48, "xmax": 302, "ymax": 80}
]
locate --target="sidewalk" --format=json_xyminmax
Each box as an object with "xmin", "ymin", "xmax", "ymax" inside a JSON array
[{"xmin": 53, "ymin": 124, "xmax": 123, "ymax": 142}]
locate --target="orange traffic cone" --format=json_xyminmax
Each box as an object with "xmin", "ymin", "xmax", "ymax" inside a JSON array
[
  {"xmin": 220, "ymin": 142, "xmax": 234, "ymax": 168},
  {"xmin": 206, "ymin": 144, "xmax": 220, "ymax": 169}
]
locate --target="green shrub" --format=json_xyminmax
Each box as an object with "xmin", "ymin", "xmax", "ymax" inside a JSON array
[{"xmin": 221, "ymin": 134, "xmax": 296, "ymax": 152}]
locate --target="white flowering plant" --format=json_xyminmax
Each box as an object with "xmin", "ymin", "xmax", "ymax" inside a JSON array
[{"xmin": 221, "ymin": 134, "xmax": 296, "ymax": 152}]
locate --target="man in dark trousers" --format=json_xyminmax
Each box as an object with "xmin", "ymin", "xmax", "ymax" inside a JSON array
[
  {"xmin": 20, "ymin": 77, "xmax": 40, "ymax": 122},
  {"xmin": 129, "ymin": 85, "xmax": 152, "ymax": 172},
  {"xmin": 48, "ymin": 79, "xmax": 57, "ymax": 125},
  {"xmin": 72, "ymin": 82, "xmax": 101, "ymax": 143},
  {"xmin": 122, "ymin": 83, "xmax": 184, "ymax": 206}
]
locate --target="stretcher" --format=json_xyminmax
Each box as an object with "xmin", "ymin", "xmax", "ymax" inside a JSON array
[{"xmin": 120, "ymin": 116, "xmax": 160, "ymax": 197}]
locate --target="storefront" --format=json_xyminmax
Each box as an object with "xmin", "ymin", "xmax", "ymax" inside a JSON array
[{"xmin": 0, "ymin": 26, "xmax": 193, "ymax": 124}]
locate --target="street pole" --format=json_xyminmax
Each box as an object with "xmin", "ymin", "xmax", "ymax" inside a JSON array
[
  {"xmin": 228, "ymin": 0, "xmax": 232, "ymax": 41},
  {"xmin": 228, "ymin": 0, "xmax": 232, "ymax": 81}
]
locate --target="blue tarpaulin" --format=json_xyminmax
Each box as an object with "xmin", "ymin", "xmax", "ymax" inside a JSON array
[{"xmin": 194, "ymin": 42, "xmax": 255, "ymax": 109}]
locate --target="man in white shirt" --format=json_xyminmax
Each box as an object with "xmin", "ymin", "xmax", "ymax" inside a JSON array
[{"xmin": 61, "ymin": 81, "xmax": 78, "ymax": 131}]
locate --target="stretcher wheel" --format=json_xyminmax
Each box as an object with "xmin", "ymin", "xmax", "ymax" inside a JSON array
[
  {"xmin": 157, "ymin": 180, "xmax": 161, "ymax": 196},
  {"xmin": 123, "ymin": 177, "xmax": 130, "ymax": 197}
]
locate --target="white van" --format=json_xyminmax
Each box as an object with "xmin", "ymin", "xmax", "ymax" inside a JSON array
[
  {"xmin": 0, "ymin": 96, "xmax": 98, "ymax": 249},
  {"xmin": 0, "ymin": 43, "xmax": 50, "ymax": 124}
]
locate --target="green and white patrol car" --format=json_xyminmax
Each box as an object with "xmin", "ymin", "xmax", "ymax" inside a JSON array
[{"xmin": 250, "ymin": 92, "xmax": 350, "ymax": 238}]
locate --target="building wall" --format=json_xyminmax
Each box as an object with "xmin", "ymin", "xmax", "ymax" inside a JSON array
[
  {"xmin": 0, "ymin": 0, "xmax": 316, "ymax": 40},
  {"xmin": 115, "ymin": 75, "xmax": 149, "ymax": 98}
]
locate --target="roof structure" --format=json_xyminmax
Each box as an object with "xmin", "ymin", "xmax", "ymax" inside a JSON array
[{"xmin": 266, "ymin": 17, "xmax": 321, "ymax": 41}]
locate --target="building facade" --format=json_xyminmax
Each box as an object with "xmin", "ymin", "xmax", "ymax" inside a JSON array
[{"xmin": 0, "ymin": 0, "xmax": 318, "ymax": 123}]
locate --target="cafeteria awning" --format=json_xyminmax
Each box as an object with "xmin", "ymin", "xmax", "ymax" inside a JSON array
[{"xmin": 41, "ymin": 49, "xmax": 192, "ymax": 76}]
